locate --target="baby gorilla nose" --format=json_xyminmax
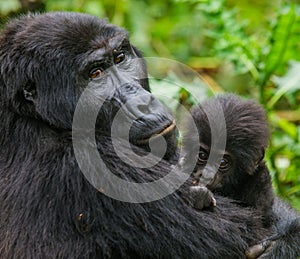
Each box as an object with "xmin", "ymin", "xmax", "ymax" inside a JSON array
[{"xmin": 194, "ymin": 168, "xmax": 216, "ymax": 186}]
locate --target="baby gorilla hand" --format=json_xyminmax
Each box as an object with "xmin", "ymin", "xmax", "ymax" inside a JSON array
[{"xmin": 189, "ymin": 186, "xmax": 217, "ymax": 210}]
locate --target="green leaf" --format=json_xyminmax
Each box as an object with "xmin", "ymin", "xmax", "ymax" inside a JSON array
[
  {"xmin": 268, "ymin": 61, "xmax": 300, "ymax": 108},
  {"xmin": 270, "ymin": 112, "xmax": 298, "ymax": 139}
]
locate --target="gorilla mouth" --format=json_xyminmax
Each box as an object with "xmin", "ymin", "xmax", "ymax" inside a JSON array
[{"xmin": 136, "ymin": 120, "xmax": 176, "ymax": 145}]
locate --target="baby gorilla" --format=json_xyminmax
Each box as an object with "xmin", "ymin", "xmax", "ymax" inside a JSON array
[{"xmin": 181, "ymin": 94, "xmax": 275, "ymax": 225}]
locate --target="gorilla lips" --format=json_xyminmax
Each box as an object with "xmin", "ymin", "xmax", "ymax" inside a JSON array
[{"xmin": 135, "ymin": 120, "xmax": 176, "ymax": 145}]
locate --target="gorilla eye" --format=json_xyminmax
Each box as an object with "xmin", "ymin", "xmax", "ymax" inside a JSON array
[
  {"xmin": 219, "ymin": 156, "xmax": 232, "ymax": 170},
  {"xmin": 89, "ymin": 67, "xmax": 103, "ymax": 79},
  {"xmin": 198, "ymin": 150, "xmax": 208, "ymax": 164},
  {"xmin": 114, "ymin": 50, "xmax": 125, "ymax": 64}
]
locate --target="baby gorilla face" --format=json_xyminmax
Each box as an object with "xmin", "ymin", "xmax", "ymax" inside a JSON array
[
  {"xmin": 180, "ymin": 144, "xmax": 236, "ymax": 211},
  {"xmin": 180, "ymin": 94, "xmax": 271, "ymax": 212},
  {"xmin": 192, "ymin": 145, "xmax": 235, "ymax": 190}
]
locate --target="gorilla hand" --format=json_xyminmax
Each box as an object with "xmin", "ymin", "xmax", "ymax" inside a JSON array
[{"xmin": 246, "ymin": 217, "xmax": 300, "ymax": 259}]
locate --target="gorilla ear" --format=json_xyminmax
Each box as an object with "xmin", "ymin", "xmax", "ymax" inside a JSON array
[
  {"xmin": 23, "ymin": 81, "xmax": 37, "ymax": 103},
  {"xmin": 258, "ymin": 148, "xmax": 265, "ymax": 163},
  {"xmin": 253, "ymin": 148, "xmax": 265, "ymax": 171},
  {"xmin": 247, "ymin": 149, "xmax": 266, "ymax": 175}
]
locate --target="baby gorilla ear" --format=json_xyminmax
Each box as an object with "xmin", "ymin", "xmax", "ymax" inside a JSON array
[
  {"xmin": 249, "ymin": 148, "xmax": 266, "ymax": 175},
  {"xmin": 258, "ymin": 148, "xmax": 266, "ymax": 164}
]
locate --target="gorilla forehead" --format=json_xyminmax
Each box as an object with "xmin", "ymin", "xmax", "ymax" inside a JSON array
[
  {"xmin": 4, "ymin": 12, "xmax": 127, "ymax": 56},
  {"xmin": 192, "ymin": 95, "xmax": 269, "ymax": 146}
]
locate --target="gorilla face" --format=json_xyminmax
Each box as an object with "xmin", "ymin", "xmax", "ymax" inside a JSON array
[{"xmin": 0, "ymin": 12, "xmax": 177, "ymax": 156}]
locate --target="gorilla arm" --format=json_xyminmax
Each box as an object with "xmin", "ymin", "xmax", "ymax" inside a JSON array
[{"xmin": 246, "ymin": 198, "xmax": 300, "ymax": 259}]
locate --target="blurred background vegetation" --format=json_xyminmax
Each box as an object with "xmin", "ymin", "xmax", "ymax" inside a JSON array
[{"xmin": 1, "ymin": 0, "xmax": 300, "ymax": 210}]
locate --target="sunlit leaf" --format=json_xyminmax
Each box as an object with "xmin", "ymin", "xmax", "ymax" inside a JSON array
[{"xmin": 268, "ymin": 61, "xmax": 300, "ymax": 108}]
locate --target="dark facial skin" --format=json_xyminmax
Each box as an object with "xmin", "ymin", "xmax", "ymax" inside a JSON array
[
  {"xmin": 186, "ymin": 145, "xmax": 234, "ymax": 210},
  {"xmin": 193, "ymin": 144, "xmax": 234, "ymax": 189},
  {"xmin": 187, "ymin": 144, "xmax": 237, "ymax": 210},
  {"xmin": 80, "ymin": 35, "xmax": 177, "ymax": 157},
  {"xmin": 0, "ymin": 12, "xmax": 177, "ymax": 158}
]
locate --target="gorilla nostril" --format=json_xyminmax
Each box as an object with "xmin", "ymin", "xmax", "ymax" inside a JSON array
[
  {"xmin": 194, "ymin": 170, "xmax": 202, "ymax": 178},
  {"xmin": 137, "ymin": 103, "xmax": 149, "ymax": 113}
]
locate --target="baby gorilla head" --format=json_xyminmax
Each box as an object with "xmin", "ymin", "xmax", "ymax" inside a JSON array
[{"xmin": 181, "ymin": 94, "xmax": 272, "ymax": 210}]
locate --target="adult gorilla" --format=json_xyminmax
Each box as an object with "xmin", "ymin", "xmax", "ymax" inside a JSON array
[{"xmin": 0, "ymin": 12, "xmax": 274, "ymax": 258}]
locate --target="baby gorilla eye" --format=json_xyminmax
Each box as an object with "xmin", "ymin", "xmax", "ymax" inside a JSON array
[
  {"xmin": 89, "ymin": 67, "xmax": 103, "ymax": 79},
  {"xmin": 114, "ymin": 50, "xmax": 125, "ymax": 64},
  {"xmin": 219, "ymin": 159, "xmax": 228, "ymax": 168},
  {"xmin": 219, "ymin": 155, "xmax": 232, "ymax": 171},
  {"xmin": 198, "ymin": 150, "xmax": 208, "ymax": 165}
]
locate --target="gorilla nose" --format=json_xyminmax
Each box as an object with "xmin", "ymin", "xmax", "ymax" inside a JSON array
[
  {"xmin": 114, "ymin": 84, "xmax": 177, "ymax": 157},
  {"xmin": 125, "ymin": 90, "xmax": 173, "ymax": 122},
  {"xmin": 202, "ymin": 169, "xmax": 216, "ymax": 180},
  {"xmin": 196, "ymin": 169, "xmax": 216, "ymax": 186},
  {"xmin": 122, "ymin": 88, "xmax": 175, "ymax": 141},
  {"xmin": 125, "ymin": 92, "xmax": 156, "ymax": 118}
]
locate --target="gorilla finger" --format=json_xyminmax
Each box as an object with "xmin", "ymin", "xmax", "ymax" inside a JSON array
[
  {"xmin": 257, "ymin": 241, "xmax": 276, "ymax": 259},
  {"xmin": 211, "ymin": 196, "xmax": 217, "ymax": 207},
  {"xmin": 245, "ymin": 240, "xmax": 273, "ymax": 259},
  {"xmin": 245, "ymin": 243, "xmax": 266, "ymax": 259},
  {"xmin": 194, "ymin": 199, "xmax": 205, "ymax": 210},
  {"xmin": 203, "ymin": 192, "xmax": 214, "ymax": 207}
]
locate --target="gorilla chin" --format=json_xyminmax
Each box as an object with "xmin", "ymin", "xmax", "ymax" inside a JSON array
[{"xmin": 131, "ymin": 120, "xmax": 178, "ymax": 159}]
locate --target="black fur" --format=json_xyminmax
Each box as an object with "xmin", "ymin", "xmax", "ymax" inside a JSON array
[
  {"xmin": 0, "ymin": 12, "xmax": 274, "ymax": 258},
  {"xmin": 182, "ymin": 94, "xmax": 274, "ymax": 223},
  {"xmin": 181, "ymin": 94, "xmax": 300, "ymax": 258}
]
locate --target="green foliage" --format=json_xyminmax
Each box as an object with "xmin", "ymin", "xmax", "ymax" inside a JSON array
[
  {"xmin": 149, "ymin": 0, "xmax": 300, "ymax": 210},
  {"xmin": 204, "ymin": 1, "xmax": 300, "ymax": 209},
  {"xmin": 0, "ymin": 0, "xmax": 19, "ymax": 14},
  {"xmin": 0, "ymin": 0, "xmax": 299, "ymax": 210}
]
